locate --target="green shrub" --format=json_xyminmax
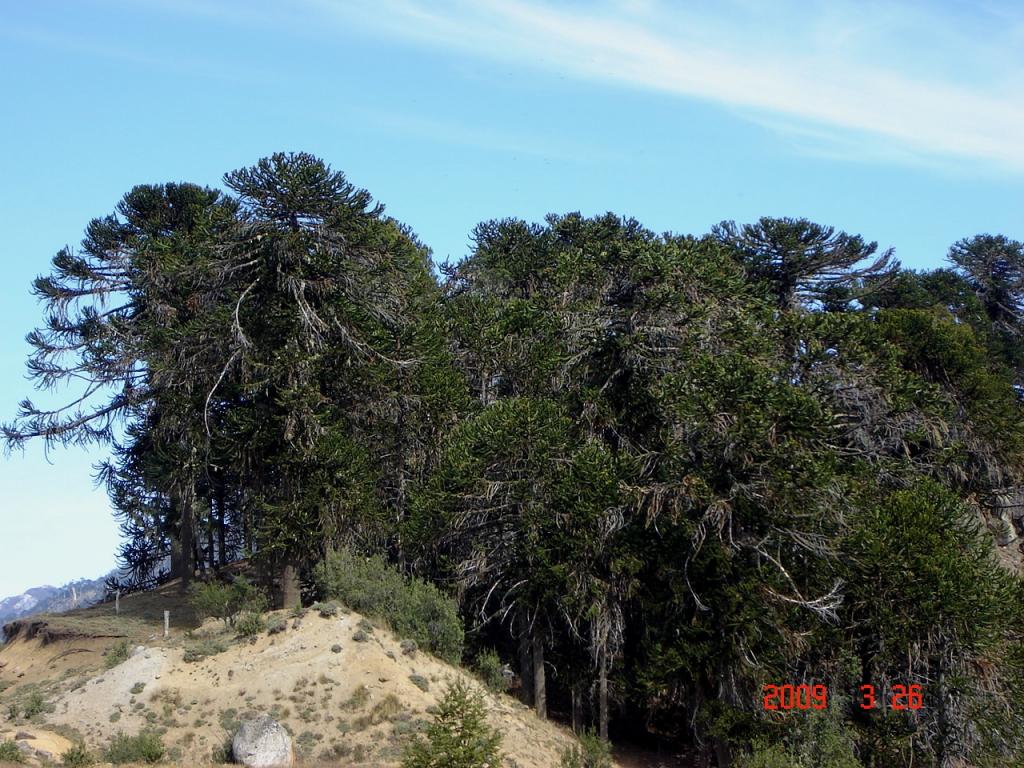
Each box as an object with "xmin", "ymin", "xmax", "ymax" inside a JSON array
[
  {"xmin": 352, "ymin": 629, "xmax": 369, "ymax": 643},
  {"xmin": 400, "ymin": 639, "xmax": 418, "ymax": 656},
  {"xmin": 409, "ymin": 674, "xmax": 430, "ymax": 692},
  {"xmin": 313, "ymin": 601, "xmax": 339, "ymax": 618},
  {"xmin": 105, "ymin": 640, "xmax": 131, "ymax": 669},
  {"xmin": 401, "ymin": 680, "xmax": 502, "ymax": 768},
  {"xmin": 473, "ymin": 649, "xmax": 508, "ymax": 693},
  {"xmin": 182, "ymin": 638, "xmax": 227, "ymax": 663},
  {"xmin": 0, "ymin": 739, "xmax": 24, "ymax": 763},
  {"xmin": 560, "ymin": 730, "xmax": 612, "ymax": 768},
  {"xmin": 22, "ymin": 690, "xmax": 49, "ymax": 718},
  {"xmin": 190, "ymin": 577, "xmax": 267, "ymax": 628},
  {"xmin": 235, "ymin": 611, "xmax": 266, "ymax": 639},
  {"xmin": 735, "ymin": 711, "xmax": 859, "ymax": 768},
  {"xmin": 61, "ymin": 743, "xmax": 95, "ymax": 767},
  {"xmin": 342, "ymin": 686, "xmax": 370, "ymax": 711},
  {"xmin": 105, "ymin": 731, "xmax": 165, "ymax": 764},
  {"xmin": 314, "ymin": 548, "xmax": 464, "ymax": 662},
  {"xmin": 267, "ymin": 615, "xmax": 286, "ymax": 635},
  {"xmin": 130, "ymin": 682, "xmax": 145, "ymax": 695}
]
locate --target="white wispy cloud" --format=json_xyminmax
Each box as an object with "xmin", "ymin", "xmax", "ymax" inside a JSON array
[{"xmin": 308, "ymin": 0, "xmax": 1024, "ymax": 172}]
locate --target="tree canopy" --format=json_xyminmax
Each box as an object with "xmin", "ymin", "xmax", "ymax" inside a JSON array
[{"xmin": 9, "ymin": 154, "xmax": 1024, "ymax": 767}]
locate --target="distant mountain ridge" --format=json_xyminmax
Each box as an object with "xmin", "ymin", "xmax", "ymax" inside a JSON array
[{"xmin": 0, "ymin": 575, "xmax": 110, "ymax": 627}]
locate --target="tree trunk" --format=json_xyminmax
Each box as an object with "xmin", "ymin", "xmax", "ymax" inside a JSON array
[
  {"xmin": 180, "ymin": 486, "xmax": 195, "ymax": 592},
  {"xmin": 713, "ymin": 739, "xmax": 732, "ymax": 768},
  {"xmin": 517, "ymin": 607, "xmax": 534, "ymax": 707},
  {"xmin": 598, "ymin": 644, "xmax": 609, "ymax": 740},
  {"xmin": 205, "ymin": 500, "xmax": 215, "ymax": 573},
  {"xmin": 169, "ymin": 490, "xmax": 183, "ymax": 579},
  {"xmin": 279, "ymin": 559, "xmax": 301, "ymax": 610},
  {"xmin": 571, "ymin": 683, "xmax": 584, "ymax": 734},
  {"xmin": 169, "ymin": 484, "xmax": 195, "ymax": 592},
  {"xmin": 217, "ymin": 488, "xmax": 227, "ymax": 567},
  {"xmin": 533, "ymin": 629, "xmax": 547, "ymax": 719}
]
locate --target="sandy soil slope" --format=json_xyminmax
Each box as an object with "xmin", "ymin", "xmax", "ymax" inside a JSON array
[{"xmin": 1, "ymin": 603, "xmax": 606, "ymax": 767}]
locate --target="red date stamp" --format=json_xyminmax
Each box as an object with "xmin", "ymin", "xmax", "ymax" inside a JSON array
[{"xmin": 762, "ymin": 684, "xmax": 923, "ymax": 711}]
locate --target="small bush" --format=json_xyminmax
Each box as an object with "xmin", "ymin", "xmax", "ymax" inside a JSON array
[
  {"xmin": 0, "ymin": 739, "xmax": 24, "ymax": 764},
  {"xmin": 235, "ymin": 611, "xmax": 266, "ymax": 639},
  {"xmin": 130, "ymin": 683, "xmax": 146, "ymax": 695},
  {"xmin": 105, "ymin": 640, "xmax": 131, "ymax": 669},
  {"xmin": 190, "ymin": 577, "xmax": 267, "ymax": 628},
  {"xmin": 315, "ymin": 548, "xmax": 464, "ymax": 662},
  {"xmin": 267, "ymin": 615, "xmax": 287, "ymax": 635},
  {"xmin": 22, "ymin": 690, "xmax": 50, "ymax": 718},
  {"xmin": 313, "ymin": 601, "xmax": 339, "ymax": 618},
  {"xmin": 210, "ymin": 736, "xmax": 234, "ymax": 764},
  {"xmin": 361, "ymin": 694, "xmax": 404, "ymax": 727},
  {"xmin": 473, "ymin": 648, "xmax": 508, "ymax": 693},
  {"xmin": 352, "ymin": 629, "xmax": 369, "ymax": 643},
  {"xmin": 105, "ymin": 731, "xmax": 165, "ymax": 764},
  {"xmin": 400, "ymin": 639, "xmax": 418, "ymax": 656},
  {"xmin": 409, "ymin": 674, "xmax": 430, "ymax": 692},
  {"xmin": 560, "ymin": 730, "xmax": 612, "ymax": 768},
  {"xmin": 61, "ymin": 743, "xmax": 95, "ymax": 767},
  {"xmin": 342, "ymin": 685, "xmax": 370, "ymax": 711},
  {"xmin": 401, "ymin": 680, "xmax": 502, "ymax": 768},
  {"xmin": 182, "ymin": 638, "xmax": 227, "ymax": 663},
  {"xmin": 331, "ymin": 644, "xmax": 342, "ymax": 654}
]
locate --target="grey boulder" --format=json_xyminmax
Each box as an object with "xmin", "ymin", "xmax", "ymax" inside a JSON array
[{"xmin": 232, "ymin": 715, "xmax": 294, "ymax": 768}]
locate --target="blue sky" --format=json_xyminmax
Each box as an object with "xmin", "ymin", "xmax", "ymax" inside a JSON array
[{"xmin": 0, "ymin": 0, "xmax": 1021, "ymax": 596}]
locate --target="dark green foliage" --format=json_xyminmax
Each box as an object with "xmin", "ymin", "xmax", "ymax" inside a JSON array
[
  {"xmin": 104, "ymin": 640, "xmax": 131, "ymax": 669},
  {"xmin": 21, "ymin": 691, "xmax": 49, "ymax": 719},
  {"xmin": 234, "ymin": 611, "xmax": 266, "ymax": 639},
  {"xmin": 0, "ymin": 739, "xmax": 24, "ymax": 763},
  {"xmin": 314, "ymin": 547, "xmax": 463, "ymax": 662},
  {"xmin": 190, "ymin": 578, "xmax": 267, "ymax": 628},
  {"xmin": 559, "ymin": 731, "xmax": 613, "ymax": 768},
  {"xmin": 60, "ymin": 743, "xmax": 95, "ymax": 767},
  {"xmin": 713, "ymin": 215, "xmax": 896, "ymax": 310},
  {"xmin": 105, "ymin": 731, "xmax": 165, "ymax": 764},
  {"xmin": 401, "ymin": 681, "xmax": 502, "ymax": 768},
  {"xmin": 842, "ymin": 482, "xmax": 1023, "ymax": 763},
  {"xmin": 473, "ymin": 649, "xmax": 507, "ymax": 693}
]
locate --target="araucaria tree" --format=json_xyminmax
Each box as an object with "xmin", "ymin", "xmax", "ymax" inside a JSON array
[{"xmin": 9, "ymin": 154, "xmax": 1024, "ymax": 767}]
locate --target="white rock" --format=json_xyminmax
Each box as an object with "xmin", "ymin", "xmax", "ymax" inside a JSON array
[{"xmin": 232, "ymin": 715, "xmax": 294, "ymax": 768}]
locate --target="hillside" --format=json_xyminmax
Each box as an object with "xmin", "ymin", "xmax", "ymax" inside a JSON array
[
  {"xmin": 0, "ymin": 581, "xmax": 632, "ymax": 767},
  {"xmin": 0, "ymin": 576, "xmax": 110, "ymax": 629}
]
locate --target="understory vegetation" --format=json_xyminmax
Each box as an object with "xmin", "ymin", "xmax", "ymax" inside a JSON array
[{"xmin": 8, "ymin": 151, "xmax": 1024, "ymax": 765}]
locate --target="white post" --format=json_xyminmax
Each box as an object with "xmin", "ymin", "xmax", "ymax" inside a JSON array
[
  {"xmin": 164, "ymin": 610, "xmax": 170, "ymax": 638},
  {"xmin": 115, "ymin": 590, "xmax": 120, "ymax": 615}
]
